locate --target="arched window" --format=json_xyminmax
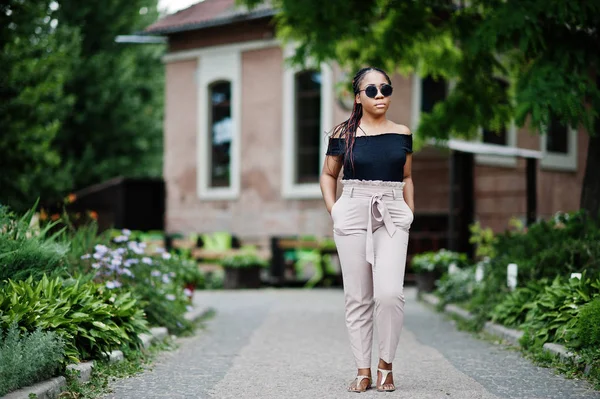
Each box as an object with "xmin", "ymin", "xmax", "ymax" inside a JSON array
[
  {"xmin": 208, "ymin": 81, "xmax": 232, "ymax": 188},
  {"xmin": 294, "ymin": 70, "xmax": 322, "ymax": 184}
]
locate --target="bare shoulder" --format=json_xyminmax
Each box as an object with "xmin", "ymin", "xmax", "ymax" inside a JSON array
[
  {"xmin": 329, "ymin": 126, "xmax": 344, "ymax": 139},
  {"xmin": 389, "ymin": 122, "xmax": 411, "ymax": 136}
]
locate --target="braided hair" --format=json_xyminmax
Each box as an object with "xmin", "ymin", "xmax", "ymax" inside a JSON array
[{"xmin": 330, "ymin": 67, "xmax": 392, "ymax": 166}]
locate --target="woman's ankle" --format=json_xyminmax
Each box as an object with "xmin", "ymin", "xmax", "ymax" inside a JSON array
[{"xmin": 378, "ymin": 359, "xmax": 392, "ymax": 370}]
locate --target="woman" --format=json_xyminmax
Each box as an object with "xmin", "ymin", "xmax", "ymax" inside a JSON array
[{"xmin": 320, "ymin": 67, "xmax": 414, "ymax": 393}]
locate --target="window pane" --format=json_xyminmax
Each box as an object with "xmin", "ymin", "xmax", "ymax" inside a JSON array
[
  {"xmin": 546, "ymin": 114, "xmax": 569, "ymax": 154},
  {"xmin": 421, "ymin": 75, "xmax": 447, "ymax": 114},
  {"xmin": 209, "ymin": 81, "xmax": 232, "ymax": 188},
  {"xmin": 295, "ymin": 70, "xmax": 321, "ymax": 184},
  {"xmin": 482, "ymin": 127, "xmax": 507, "ymax": 145},
  {"xmin": 482, "ymin": 79, "xmax": 509, "ymax": 146}
]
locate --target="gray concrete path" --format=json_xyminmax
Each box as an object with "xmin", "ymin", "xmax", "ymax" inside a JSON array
[{"xmin": 102, "ymin": 288, "xmax": 600, "ymax": 399}]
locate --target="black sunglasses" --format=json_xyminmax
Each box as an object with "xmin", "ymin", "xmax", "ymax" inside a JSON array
[{"xmin": 358, "ymin": 84, "xmax": 393, "ymax": 98}]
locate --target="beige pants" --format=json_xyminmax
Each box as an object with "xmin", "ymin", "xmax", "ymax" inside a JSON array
[{"xmin": 331, "ymin": 179, "xmax": 413, "ymax": 368}]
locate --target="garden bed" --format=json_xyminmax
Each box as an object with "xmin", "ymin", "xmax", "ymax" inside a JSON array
[
  {"xmin": 0, "ymin": 203, "xmax": 216, "ymax": 397},
  {"xmin": 411, "ymin": 211, "xmax": 600, "ymax": 388}
]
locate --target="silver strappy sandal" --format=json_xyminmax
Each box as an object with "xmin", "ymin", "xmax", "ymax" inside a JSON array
[
  {"xmin": 377, "ymin": 368, "xmax": 396, "ymax": 392},
  {"xmin": 348, "ymin": 375, "xmax": 372, "ymax": 393}
]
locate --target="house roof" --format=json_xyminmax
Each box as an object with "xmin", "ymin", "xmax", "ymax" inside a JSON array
[{"xmin": 145, "ymin": 0, "xmax": 275, "ymax": 35}]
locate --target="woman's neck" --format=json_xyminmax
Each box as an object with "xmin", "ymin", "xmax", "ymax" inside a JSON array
[{"xmin": 359, "ymin": 114, "xmax": 388, "ymax": 131}]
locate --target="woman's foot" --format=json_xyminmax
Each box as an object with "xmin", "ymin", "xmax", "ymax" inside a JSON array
[
  {"xmin": 348, "ymin": 370, "xmax": 372, "ymax": 393},
  {"xmin": 377, "ymin": 360, "xmax": 395, "ymax": 392}
]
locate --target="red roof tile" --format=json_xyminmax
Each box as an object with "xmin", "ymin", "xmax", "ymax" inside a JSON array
[{"xmin": 146, "ymin": 0, "xmax": 274, "ymax": 35}]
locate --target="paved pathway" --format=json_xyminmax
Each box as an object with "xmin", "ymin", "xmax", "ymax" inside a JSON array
[{"xmin": 103, "ymin": 288, "xmax": 600, "ymax": 399}]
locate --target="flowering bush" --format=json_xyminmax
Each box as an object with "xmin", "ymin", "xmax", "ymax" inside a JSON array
[{"xmin": 77, "ymin": 229, "xmax": 196, "ymax": 335}]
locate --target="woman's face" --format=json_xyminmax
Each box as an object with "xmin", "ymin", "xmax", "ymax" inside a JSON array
[{"xmin": 356, "ymin": 71, "xmax": 391, "ymax": 116}]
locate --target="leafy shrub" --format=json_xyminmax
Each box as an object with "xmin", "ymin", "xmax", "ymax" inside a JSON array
[
  {"xmin": 203, "ymin": 269, "xmax": 224, "ymax": 290},
  {"xmin": 221, "ymin": 249, "xmax": 268, "ymax": 269},
  {"xmin": 76, "ymin": 231, "xmax": 195, "ymax": 335},
  {"xmin": 572, "ymin": 297, "xmax": 600, "ymax": 350},
  {"xmin": 0, "ymin": 203, "xmax": 69, "ymax": 281},
  {"xmin": 521, "ymin": 273, "xmax": 600, "ymax": 345},
  {"xmin": 490, "ymin": 211, "xmax": 600, "ymax": 287},
  {"xmin": 435, "ymin": 266, "xmax": 476, "ymax": 305},
  {"xmin": 0, "ymin": 275, "xmax": 148, "ymax": 362},
  {"xmin": 469, "ymin": 221, "xmax": 496, "ymax": 259},
  {"xmin": 0, "ymin": 323, "xmax": 65, "ymax": 396},
  {"xmin": 490, "ymin": 279, "xmax": 547, "ymax": 327},
  {"xmin": 61, "ymin": 221, "xmax": 112, "ymax": 277},
  {"xmin": 411, "ymin": 249, "xmax": 468, "ymax": 274},
  {"xmin": 457, "ymin": 211, "xmax": 600, "ymax": 323}
]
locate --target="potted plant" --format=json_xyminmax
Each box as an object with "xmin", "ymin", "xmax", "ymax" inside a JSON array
[
  {"xmin": 221, "ymin": 249, "xmax": 268, "ymax": 289},
  {"xmin": 411, "ymin": 250, "xmax": 468, "ymax": 293}
]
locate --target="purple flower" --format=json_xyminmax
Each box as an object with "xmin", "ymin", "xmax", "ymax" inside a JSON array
[
  {"xmin": 162, "ymin": 252, "xmax": 172, "ymax": 260},
  {"xmin": 124, "ymin": 259, "xmax": 139, "ymax": 267},
  {"xmin": 93, "ymin": 253, "xmax": 104, "ymax": 260},
  {"xmin": 165, "ymin": 294, "xmax": 176, "ymax": 301},
  {"xmin": 184, "ymin": 288, "xmax": 193, "ymax": 297},
  {"xmin": 121, "ymin": 269, "xmax": 133, "ymax": 277},
  {"xmin": 122, "ymin": 229, "xmax": 132, "ymax": 236},
  {"xmin": 162, "ymin": 274, "xmax": 171, "ymax": 284},
  {"xmin": 151, "ymin": 270, "xmax": 161, "ymax": 277},
  {"xmin": 81, "ymin": 254, "xmax": 91, "ymax": 260},
  {"xmin": 106, "ymin": 280, "xmax": 122, "ymax": 289},
  {"xmin": 94, "ymin": 244, "xmax": 108, "ymax": 253},
  {"xmin": 92, "ymin": 263, "xmax": 101, "ymax": 269},
  {"xmin": 142, "ymin": 257, "xmax": 153, "ymax": 265},
  {"xmin": 128, "ymin": 241, "xmax": 144, "ymax": 255},
  {"xmin": 114, "ymin": 235, "xmax": 129, "ymax": 243},
  {"xmin": 154, "ymin": 247, "xmax": 165, "ymax": 254}
]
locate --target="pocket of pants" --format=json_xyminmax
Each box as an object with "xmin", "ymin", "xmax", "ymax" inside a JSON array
[
  {"xmin": 330, "ymin": 198, "xmax": 340, "ymax": 218},
  {"xmin": 403, "ymin": 201, "xmax": 414, "ymax": 226},
  {"xmin": 388, "ymin": 199, "xmax": 413, "ymax": 229}
]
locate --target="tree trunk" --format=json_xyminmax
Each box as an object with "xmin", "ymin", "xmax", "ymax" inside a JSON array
[{"xmin": 580, "ymin": 133, "xmax": 600, "ymax": 218}]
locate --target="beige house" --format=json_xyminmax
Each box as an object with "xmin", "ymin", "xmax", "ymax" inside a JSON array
[{"xmin": 145, "ymin": 0, "xmax": 588, "ymax": 252}]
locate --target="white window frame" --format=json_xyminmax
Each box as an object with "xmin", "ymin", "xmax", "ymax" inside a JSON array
[
  {"xmin": 540, "ymin": 126, "xmax": 578, "ymax": 172},
  {"xmin": 197, "ymin": 49, "xmax": 242, "ymax": 200},
  {"xmin": 412, "ymin": 73, "xmax": 517, "ymax": 167},
  {"xmin": 282, "ymin": 46, "xmax": 333, "ymax": 199},
  {"xmin": 475, "ymin": 123, "xmax": 518, "ymax": 167},
  {"xmin": 411, "ymin": 73, "xmax": 451, "ymax": 132}
]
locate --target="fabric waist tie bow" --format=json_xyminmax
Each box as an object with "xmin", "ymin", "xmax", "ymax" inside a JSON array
[{"xmin": 366, "ymin": 193, "xmax": 397, "ymax": 265}]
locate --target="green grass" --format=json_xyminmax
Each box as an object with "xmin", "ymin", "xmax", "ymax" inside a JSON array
[
  {"xmin": 57, "ymin": 308, "xmax": 216, "ymax": 398},
  {"xmin": 59, "ymin": 339, "xmax": 178, "ymax": 399}
]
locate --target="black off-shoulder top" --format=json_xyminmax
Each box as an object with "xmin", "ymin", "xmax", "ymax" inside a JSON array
[{"xmin": 326, "ymin": 133, "xmax": 413, "ymax": 182}]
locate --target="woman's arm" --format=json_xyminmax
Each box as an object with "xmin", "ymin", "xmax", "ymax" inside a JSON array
[
  {"xmin": 320, "ymin": 155, "xmax": 343, "ymax": 214},
  {"xmin": 403, "ymin": 153, "xmax": 414, "ymax": 213}
]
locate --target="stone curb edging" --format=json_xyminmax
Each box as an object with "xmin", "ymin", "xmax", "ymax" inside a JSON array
[
  {"xmin": 419, "ymin": 293, "xmax": 592, "ymax": 375},
  {"xmin": 3, "ymin": 303, "xmax": 210, "ymax": 399}
]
